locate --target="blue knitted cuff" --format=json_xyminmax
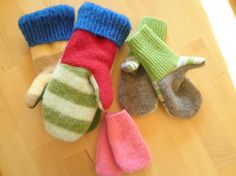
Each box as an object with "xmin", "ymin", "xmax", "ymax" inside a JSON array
[
  {"xmin": 74, "ymin": 2, "xmax": 131, "ymax": 47},
  {"xmin": 18, "ymin": 5, "xmax": 75, "ymax": 47}
]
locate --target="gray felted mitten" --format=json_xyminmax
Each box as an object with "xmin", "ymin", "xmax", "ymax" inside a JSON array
[
  {"xmin": 119, "ymin": 17, "xmax": 167, "ymax": 116},
  {"xmin": 126, "ymin": 25, "xmax": 206, "ymax": 118}
]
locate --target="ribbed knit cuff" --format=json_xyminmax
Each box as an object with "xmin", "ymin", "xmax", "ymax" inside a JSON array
[
  {"xmin": 18, "ymin": 5, "xmax": 75, "ymax": 47},
  {"xmin": 126, "ymin": 25, "xmax": 179, "ymax": 82},
  {"xmin": 74, "ymin": 2, "xmax": 131, "ymax": 47},
  {"xmin": 105, "ymin": 109, "xmax": 135, "ymax": 128},
  {"xmin": 137, "ymin": 17, "xmax": 167, "ymax": 41}
]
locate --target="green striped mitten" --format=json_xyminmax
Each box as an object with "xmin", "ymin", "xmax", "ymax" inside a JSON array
[
  {"xmin": 42, "ymin": 2, "xmax": 131, "ymax": 142},
  {"xmin": 119, "ymin": 17, "xmax": 167, "ymax": 116},
  {"xmin": 126, "ymin": 25, "xmax": 206, "ymax": 118},
  {"xmin": 43, "ymin": 64, "xmax": 98, "ymax": 141}
]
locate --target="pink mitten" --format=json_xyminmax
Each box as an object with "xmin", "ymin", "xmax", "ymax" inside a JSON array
[
  {"xmin": 96, "ymin": 118, "xmax": 122, "ymax": 176},
  {"xmin": 106, "ymin": 110, "xmax": 151, "ymax": 173}
]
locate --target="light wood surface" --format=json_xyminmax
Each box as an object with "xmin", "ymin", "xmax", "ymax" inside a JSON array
[{"xmin": 0, "ymin": 0, "xmax": 236, "ymax": 176}]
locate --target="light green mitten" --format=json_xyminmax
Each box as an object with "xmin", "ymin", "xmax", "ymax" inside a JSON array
[{"xmin": 126, "ymin": 25, "xmax": 206, "ymax": 118}]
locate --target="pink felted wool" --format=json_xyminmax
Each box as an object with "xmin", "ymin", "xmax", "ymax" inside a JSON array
[
  {"xmin": 105, "ymin": 110, "xmax": 151, "ymax": 173},
  {"xmin": 96, "ymin": 118, "xmax": 123, "ymax": 176}
]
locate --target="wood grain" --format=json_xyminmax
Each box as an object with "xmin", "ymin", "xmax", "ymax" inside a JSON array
[{"xmin": 0, "ymin": 0, "xmax": 236, "ymax": 176}]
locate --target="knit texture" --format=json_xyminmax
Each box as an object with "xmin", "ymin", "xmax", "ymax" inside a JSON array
[
  {"xmin": 18, "ymin": 5, "xmax": 75, "ymax": 47},
  {"xmin": 126, "ymin": 24, "xmax": 206, "ymax": 118},
  {"xmin": 119, "ymin": 17, "xmax": 167, "ymax": 115},
  {"xmin": 127, "ymin": 25, "xmax": 179, "ymax": 82},
  {"xmin": 122, "ymin": 17, "xmax": 167, "ymax": 73},
  {"xmin": 137, "ymin": 17, "xmax": 167, "ymax": 41},
  {"xmin": 96, "ymin": 118, "xmax": 122, "ymax": 176},
  {"xmin": 106, "ymin": 110, "xmax": 151, "ymax": 173},
  {"xmin": 74, "ymin": 2, "xmax": 131, "ymax": 46},
  {"xmin": 42, "ymin": 64, "xmax": 98, "ymax": 142}
]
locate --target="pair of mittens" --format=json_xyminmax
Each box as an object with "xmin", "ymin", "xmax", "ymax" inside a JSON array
[
  {"xmin": 120, "ymin": 17, "xmax": 205, "ymax": 118},
  {"xmin": 41, "ymin": 2, "xmax": 131, "ymax": 142},
  {"xmin": 96, "ymin": 110, "xmax": 151, "ymax": 176},
  {"xmin": 119, "ymin": 17, "xmax": 167, "ymax": 116}
]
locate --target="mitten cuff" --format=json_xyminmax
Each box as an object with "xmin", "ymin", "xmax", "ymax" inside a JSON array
[
  {"xmin": 137, "ymin": 17, "xmax": 167, "ymax": 41},
  {"xmin": 18, "ymin": 5, "xmax": 75, "ymax": 47},
  {"xmin": 126, "ymin": 25, "xmax": 179, "ymax": 82},
  {"xmin": 74, "ymin": 2, "xmax": 131, "ymax": 47},
  {"xmin": 105, "ymin": 109, "xmax": 134, "ymax": 128}
]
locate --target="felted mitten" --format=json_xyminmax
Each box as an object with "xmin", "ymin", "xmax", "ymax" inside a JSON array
[
  {"xmin": 42, "ymin": 2, "xmax": 131, "ymax": 141},
  {"xmin": 96, "ymin": 118, "xmax": 122, "ymax": 176},
  {"xmin": 126, "ymin": 25, "xmax": 206, "ymax": 118},
  {"xmin": 119, "ymin": 17, "xmax": 167, "ymax": 115},
  {"xmin": 106, "ymin": 110, "xmax": 151, "ymax": 173},
  {"xmin": 18, "ymin": 5, "xmax": 75, "ymax": 108}
]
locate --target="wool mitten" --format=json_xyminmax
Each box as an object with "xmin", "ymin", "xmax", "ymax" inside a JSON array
[
  {"xmin": 42, "ymin": 2, "xmax": 131, "ymax": 142},
  {"xmin": 119, "ymin": 17, "xmax": 167, "ymax": 115},
  {"xmin": 126, "ymin": 25, "xmax": 206, "ymax": 118},
  {"xmin": 18, "ymin": 5, "xmax": 75, "ymax": 108},
  {"xmin": 106, "ymin": 110, "xmax": 151, "ymax": 173},
  {"xmin": 65, "ymin": 2, "xmax": 131, "ymax": 110},
  {"xmin": 96, "ymin": 118, "xmax": 122, "ymax": 176}
]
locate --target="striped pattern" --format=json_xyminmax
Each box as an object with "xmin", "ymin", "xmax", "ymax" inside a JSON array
[
  {"xmin": 152, "ymin": 81, "xmax": 171, "ymax": 116},
  {"xmin": 25, "ymin": 42, "xmax": 66, "ymax": 108},
  {"xmin": 177, "ymin": 56, "xmax": 206, "ymax": 68},
  {"xmin": 42, "ymin": 64, "xmax": 97, "ymax": 142},
  {"xmin": 126, "ymin": 22, "xmax": 205, "ymax": 117},
  {"xmin": 121, "ymin": 56, "xmax": 140, "ymax": 73}
]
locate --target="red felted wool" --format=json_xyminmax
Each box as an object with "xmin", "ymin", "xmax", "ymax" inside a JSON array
[{"xmin": 61, "ymin": 30, "xmax": 117, "ymax": 109}]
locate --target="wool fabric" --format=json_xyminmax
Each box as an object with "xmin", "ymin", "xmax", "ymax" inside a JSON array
[
  {"xmin": 61, "ymin": 2, "xmax": 131, "ymax": 109},
  {"xmin": 106, "ymin": 110, "xmax": 151, "ymax": 173},
  {"xmin": 18, "ymin": 5, "xmax": 74, "ymax": 47},
  {"xmin": 42, "ymin": 2, "xmax": 131, "ymax": 141},
  {"xmin": 74, "ymin": 2, "xmax": 131, "ymax": 47},
  {"xmin": 18, "ymin": 5, "xmax": 75, "ymax": 108},
  {"xmin": 119, "ymin": 17, "xmax": 167, "ymax": 115},
  {"xmin": 126, "ymin": 25, "xmax": 206, "ymax": 117},
  {"xmin": 96, "ymin": 118, "xmax": 122, "ymax": 176}
]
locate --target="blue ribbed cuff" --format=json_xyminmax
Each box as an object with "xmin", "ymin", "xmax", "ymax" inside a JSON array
[
  {"xmin": 18, "ymin": 5, "xmax": 75, "ymax": 47},
  {"xmin": 74, "ymin": 2, "xmax": 131, "ymax": 47}
]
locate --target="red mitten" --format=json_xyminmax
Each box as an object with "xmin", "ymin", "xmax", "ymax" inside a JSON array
[{"xmin": 61, "ymin": 2, "xmax": 131, "ymax": 109}]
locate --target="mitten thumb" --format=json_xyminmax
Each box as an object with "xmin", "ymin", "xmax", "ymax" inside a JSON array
[
  {"xmin": 177, "ymin": 56, "xmax": 206, "ymax": 71},
  {"xmin": 25, "ymin": 72, "xmax": 51, "ymax": 108},
  {"xmin": 90, "ymin": 70, "xmax": 113, "ymax": 110},
  {"xmin": 121, "ymin": 56, "xmax": 140, "ymax": 73}
]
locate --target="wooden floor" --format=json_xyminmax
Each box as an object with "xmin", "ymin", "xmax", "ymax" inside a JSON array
[{"xmin": 1, "ymin": 0, "xmax": 236, "ymax": 176}]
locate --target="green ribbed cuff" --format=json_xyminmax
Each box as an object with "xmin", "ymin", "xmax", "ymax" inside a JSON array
[
  {"xmin": 137, "ymin": 17, "xmax": 167, "ymax": 41},
  {"xmin": 126, "ymin": 25, "xmax": 179, "ymax": 82},
  {"xmin": 127, "ymin": 17, "xmax": 167, "ymax": 58}
]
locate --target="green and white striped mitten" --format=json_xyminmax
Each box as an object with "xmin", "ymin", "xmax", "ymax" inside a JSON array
[
  {"xmin": 126, "ymin": 25, "xmax": 206, "ymax": 118},
  {"xmin": 43, "ymin": 65, "xmax": 98, "ymax": 142},
  {"xmin": 119, "ymin": 17, "xmax": 167, "ymax": 116}
]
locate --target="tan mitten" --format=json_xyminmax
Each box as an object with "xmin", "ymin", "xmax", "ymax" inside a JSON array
[{"xmin": 18, "ymin": 5, "xmax": 75, "ymax": 108}]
